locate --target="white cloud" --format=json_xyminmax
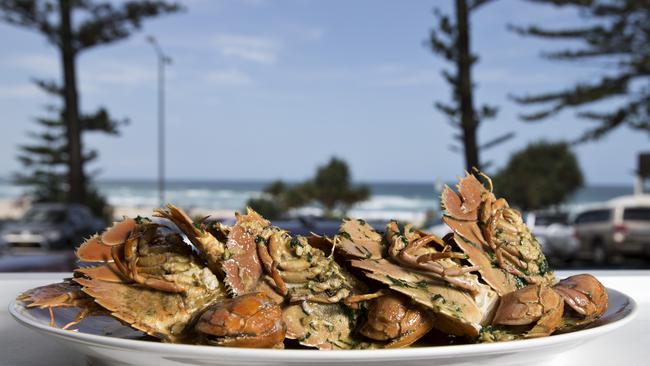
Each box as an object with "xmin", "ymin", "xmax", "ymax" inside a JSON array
[
  {"xmin": 372, "ymin": 65, "xmax": 439, "ymax": 87},
  {"xmin": 476, "ymin": 67, "xmax": 568, "ymax": 86},
  {"xmin": 205, "ymin": 69, "xmax": 253, "ymax": 86},
  {"xmin": 5, "ymin": 54, "xmax": 59, "ymax": 75},
  {"xmin": 82, "ymin": 63, "xmax": 156, "ymax": 86},
  {"xmin": 285, "ymin": 25, "xmax": 324, "ymax": 41},
  {"xmin": 212, "ymin": 33, "xmax": 280, "ymax": 64},
  {"xmin": 0, "ymin": 83, "xmax": 41, "ymax": 98}
]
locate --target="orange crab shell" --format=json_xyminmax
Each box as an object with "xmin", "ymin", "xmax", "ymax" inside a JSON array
[
  {"xmin": 195, "ymin": 292, "xmax": 286, "ymax": 348},
  {"xmin": 554, "ymin": 274, "xmax": 608, "ymax": 318}
]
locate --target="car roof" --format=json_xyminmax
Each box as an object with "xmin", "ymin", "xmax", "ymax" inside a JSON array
[{"xmin": 606, "ymin": 195, "xmax": 650, "ymax": 207}]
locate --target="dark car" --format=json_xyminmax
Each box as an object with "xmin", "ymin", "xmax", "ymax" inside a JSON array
[
  {"xmin": 0, "ymin": 203, "xmax": 104, "ymax": 252},
  {"xmin": 213, "ymin": 216, "xmax": 388, "ymax": 238}
]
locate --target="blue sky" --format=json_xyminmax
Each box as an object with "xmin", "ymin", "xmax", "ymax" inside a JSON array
[{"xmin": 0, "ymin": 0, "xmax": 646, "ymax": 184}]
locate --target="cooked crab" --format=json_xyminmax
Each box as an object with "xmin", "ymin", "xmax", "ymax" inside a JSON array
[
  {"xmin": 218, "ymin": 208, "xmax": 367, "ymax": 349},
  {"xmin": 442, "ymin": 172, "xmax": 555, "ymax": 295},
  {"xmin": 14, "ymin": 191, "xmax": 609, "ymax": 350},
  {"xmin": 385, "ymin": 221, "xmax": 481, "ymax": 294},
  {"xmin": 490, "ymin": 284, "xmax": 564, "ymax": 340},
  {"xmin": 338, "ymin": 219, "xmax": 498, "ymax": 338},
  {"xmin": 154, "ymin": 204, "xmax": 226, "ymax": 276},
  {"xmin": 195, "ymin": 292, "xmax": 286, "ymax": 348},
  {"xmin": 554, "ymin": 274, "xmax": 608, "ymax": 319},
  {"xmin": 350, "ymin": 257, "xmax": 498, "ymax": 337},
  {"xmin": 334, "ymin": 218, "xmax": 384, "ymax": 260},
  {"xmin": 21, "ymin": 215, "xmax": 228, "ymax": 342},
  {"xmin": 16, "ymin": 280, "xmax": 105, "ymax": 329},
  {"xmin": 346, "ymin": 290, "xmax": 435, "ymax": 348}
]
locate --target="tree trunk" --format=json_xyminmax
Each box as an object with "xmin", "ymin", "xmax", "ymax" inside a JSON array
[
  {"xmin": 59, "ymin": 0, "xmax": 86, "ymax": 204},
  {"xmin": 455, "ymin": 0, "xmax": 479, "ymax": 172}
]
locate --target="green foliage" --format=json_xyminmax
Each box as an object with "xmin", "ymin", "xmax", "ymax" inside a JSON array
[
  {"xmin": 307, "ymin": 158, "xmax": 370, "ymax": 216},
  {"xmin": 246, "ymin": 158, "xmax": 370, "ymax": 219},
  {"xmin": 0, "ymin": 0, "xmax": 183, "ymax": 55},
  {"xmin": 247, "ymin": 179, "xmax": 310, "ymax": 220},
  {"xmin": 13, "ymin": 88, "xmax": 116, "ymax": 222},
  {"xmin": 246, "ymin": 197, "xmax": 283, "ymax": 221},
  {"xmin": 512, "ymin": 0, "xmax": 650, "ymax": 141},
  {"xmin": 493, "ymin": 141, "xmax": 583, "ymax": 211}
]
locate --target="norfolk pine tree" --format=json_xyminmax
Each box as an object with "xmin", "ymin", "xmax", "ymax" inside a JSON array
[
  {"xmin": 0, "ymin": 0, "xmax": 181, "ymax": 207},
  {"xmin": 511, "ymin": 0, "xmax": 650, "ymax": 142},
  {"xmin": 430, "ymin": 0, "xmax": 514, "ymax": 172}
]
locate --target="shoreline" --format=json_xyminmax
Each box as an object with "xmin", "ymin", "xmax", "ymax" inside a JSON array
[{"xmin": 0, "ymin": 199, "xmax": 237, "ymax": 222}]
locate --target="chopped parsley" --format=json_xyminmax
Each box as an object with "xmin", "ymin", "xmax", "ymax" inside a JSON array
[
  {"xmin": 339, "ymin": 231, "xmax": 352, "ymax": 240},
  {"xmin": 432, "ymin": 294, "xmax": 446, "ymax": 303}
]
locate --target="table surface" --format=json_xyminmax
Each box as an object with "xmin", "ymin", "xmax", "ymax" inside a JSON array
[{"xmin": 0, "ymin": 271, "xmax": 648, "ymax": 366}]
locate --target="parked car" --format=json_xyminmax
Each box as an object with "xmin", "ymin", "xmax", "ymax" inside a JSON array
[
  {"xmin": 0, "ymin": 203, "xmax": 104, "ymax": 252},
  {"xmin": 573, "ymin": 195, "xmax": 650, "ymax": 263},
  {"xmin": 272, "ymin": 216, "xmax": 389, "ymax": 237},
  {"xmin": 526, "ymin": 211, "xmax": 579, "ymax": 261}
]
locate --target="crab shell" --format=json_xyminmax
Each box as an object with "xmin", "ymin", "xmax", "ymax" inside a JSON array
[
  {"xmin": 72, "ymin": 217, "xmax": 227, "ymax": 342},
  {"xmin": 195, "ymin": 292, "xmax": 286, "ymax": 348},
  {"xmin": 441, "ymin": 173, "xmax": 556, "ymax": 295},
  {"xmin": 351, "ymin": 258, "xmax": 499, "ymax": 337},
  {"xmin": 221, "ymin": 209, "xmax": 271, "ymax": 297},
  {"xmin": 553, "ymin": 274, "xmax": 608, "ymax": 318},
  {"xmin": 492, "ymin": 284, "xmax": 564, "ymax": 338},
  {"xmin": 335, "ymin": 218, "xmax": 384, "ymax": 260},
  {"xmin": 359, "ymin": 292, "xmax": 435, "ymax": 348}
]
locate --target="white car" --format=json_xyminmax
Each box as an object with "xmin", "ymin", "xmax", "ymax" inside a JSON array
[
  {"xmin": 526, "ymin": 211, "xmax": 579, "ymax": 261},
  {"xmin": 573, "ymin": 195, "xmax": 650, "ymax": 263}
]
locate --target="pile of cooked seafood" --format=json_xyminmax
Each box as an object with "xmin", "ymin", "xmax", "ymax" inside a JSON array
[{"xmin": 17, "ymin": 173, "xmax": 608, "ymax": 349}]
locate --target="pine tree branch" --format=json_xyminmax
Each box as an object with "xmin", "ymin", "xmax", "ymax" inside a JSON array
[
  {"xmin": 81, "ymin": 107, "xmax": 128, "ymax": 134},
  {"xmin": 469, "ymin": 0, "xmax": 495, "ymax": 12},
  {"xmin": 33, "ymin": 78, "xmax": 64, "ymax": 96},
  {"xmin": 74, "ymin": 1, "xmax": 183, "ymax": 51},
  {"xmin": 575, "ymin": 95, "xmax": 650, "ymax": 142},
  {"xmin": 480, "ymin": 132, "xmax": 515, "ymax": 151},
  {"xmin": 512, "ymin": 74, "xmax": 631, "ymax": 122},
  {"xmin": 0, "ymin": 0, "xmax": 58, "ymax": 45},
  {"xmin": 509, "ymin": 23, "xmax": 602, "ymax": 39}
]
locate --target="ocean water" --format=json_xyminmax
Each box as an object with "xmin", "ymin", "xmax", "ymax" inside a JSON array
[{"xmin": 0, "ymin": 179, "xmax": 634, "ymax": 222}]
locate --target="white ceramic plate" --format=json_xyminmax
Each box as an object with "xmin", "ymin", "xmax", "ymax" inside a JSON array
[{"xmin": 9, "ymin": 288, "xmax": 636, "ymax": 366}]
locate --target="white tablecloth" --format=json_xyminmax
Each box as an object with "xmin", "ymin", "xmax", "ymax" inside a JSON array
[{"xmin": 0, "ymin": 271, "xmax": 648, "ymax": 366}]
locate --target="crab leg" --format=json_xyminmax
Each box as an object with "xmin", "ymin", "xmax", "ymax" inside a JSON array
[
  {"xmin": 343, "ymin": 289, "xmax": 389, "ymax": 306},
  {"xmin": 256, "ymin": 240, "xmax": 288, "ymax": 296}
]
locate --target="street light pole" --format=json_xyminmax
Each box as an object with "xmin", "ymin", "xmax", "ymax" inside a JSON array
[{"xmin": 147, "ymin": 36, "xmax": 172, "ymax": 206}]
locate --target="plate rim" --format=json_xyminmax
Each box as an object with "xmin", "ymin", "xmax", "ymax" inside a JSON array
[{"xmin": 9, "ymin": 287, "xmax": 638, "ymax": 361}]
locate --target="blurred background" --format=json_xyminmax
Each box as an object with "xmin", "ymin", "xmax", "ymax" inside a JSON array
[{"xmin": 0, "ymin": 0, "xmax": 648, "ymax": 272}]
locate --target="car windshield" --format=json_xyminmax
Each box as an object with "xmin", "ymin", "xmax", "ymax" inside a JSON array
[
  {"xmin": 623, "ymin": 207, "xmax": 650, "ymax": 221},
  {"xmin": 574, "ymin": 209, "xmax": 611, "ymax": 224},
  {"xmin": 535, "ymin": 213, "xmax": 569, "ymax": 226},
  {"xmin": 21, "ymin": 207, "xmax": 67, "ymax": 224}
]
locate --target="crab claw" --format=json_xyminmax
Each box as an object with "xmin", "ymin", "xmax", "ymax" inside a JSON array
[
  {"xmin": 154, "ymin": 204, "xmax": 225, "ymax": 275},
  {"xmin": 553, "ymin": 274, "xmax": 608, "ymax": 319},
  {"xmin": 195, "ymin": 292, "xmax": 286, "ymax": 348}
]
